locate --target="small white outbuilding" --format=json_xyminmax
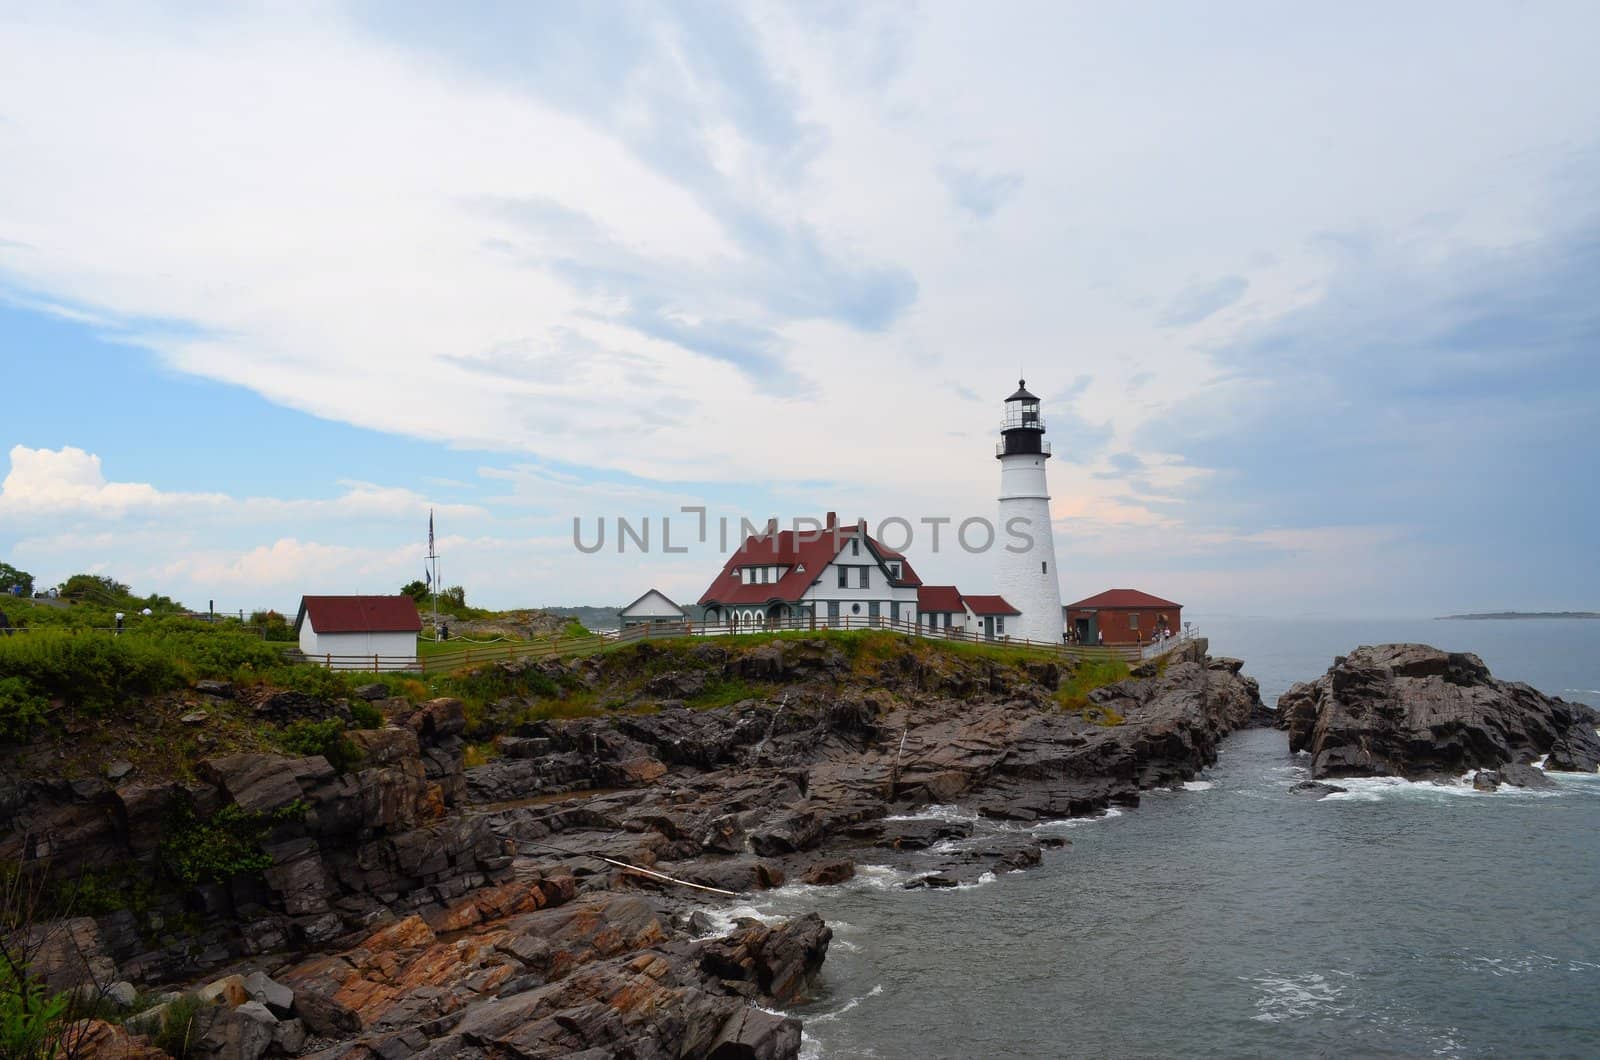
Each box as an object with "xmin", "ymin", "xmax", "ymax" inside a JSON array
[
  {"xmin": 295, "ymin": 595, "xmax": 421, "ymax": 670},
  {"xmin": 619, "ymin": 588, "xmax": 689, "ymax": 630}
]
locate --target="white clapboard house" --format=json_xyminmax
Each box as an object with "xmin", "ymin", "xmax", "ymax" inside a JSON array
[
  {"xmin": 619, "ymin": 588, "xmax": 690, "ymax": 630},
  {"xmin": 295, "ymin": 595, "xmax": 421, "ymax": 669}
]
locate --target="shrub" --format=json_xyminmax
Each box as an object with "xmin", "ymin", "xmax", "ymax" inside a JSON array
[
  {"xmin": 154, "ymin": 994, "xmax": 203, "ymax": 1060},
  {"xmin": 0, "ymin": 677, "xmax": 48, "ymax": 744},
  {"xmin": 0, "ymin": 631, "xmax": 184, "ymax": 714},
  {"xmin": 1055, "ymin": 657, "xmax": 1132, "ymax": 712},
  {"xmin": 158, "ymin": 801, "xmax": 306, "ymax": 888},
  {"xmin": 349, "ymin": 700, "xmax": 384, "ymax": 730},
  {"xmin": 279, "ymin": 719, "xmax": 363, "ymax": 772},
  {"xmin": 248, "ymin": 610, "xmax": 294, "ymax": 642},
  {"xmin": 0, "ymin": 961, "xmax": 68, "ymax": 1060},
  {"xmin": 461, "ymin": 742, "xmax": 498, "ymax": 768}
]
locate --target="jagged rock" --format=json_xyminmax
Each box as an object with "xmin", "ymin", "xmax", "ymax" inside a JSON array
[
  {"xmin": 1280, "ymin": 644, "xmax": 1600, "ymax": 779},
  {"xmin": 197, "ymin": 973, "xmax": 250, "ymax": 1008},
  {"xmin": 875, "ymin": 818, "xmax": 973, "ymax": 850},
  {"xmin": 706, "ymin": 1006, "xmax": 802, "ymax": 1060},
  {"xmin": 1, "ymin": 632, "xmax": 1271, "ymax": 1057},
  {"xmin": 408, "ymin": 698, "xmax": 468, "ymax": 744},
  {"xmin": 1501, "ymin": 762, "xmax": 1558, "ymax": 789},
  {"xmin": 181, "ymin": 711, "xmax": 209, "ymax": 725},
  {"xmin": 800, "ymin": 859, "xmax": 855, "ymax": 886},
  {"xmin": 194, "ymin": 998, "xmax": 276, "ymax": 1060},
  {"xmin": 1289, "ymin": 780, "xmax": 1346, "ymax": 798},
  {"xmin": 243, "ymin": 969, "xmax": 294, "ymax": 1016},
  {"xmin": 105, "ymin": 761, "xmax": 133, "ymax": 781},
  {"xmin": 353, "ymin": 683, "xmax": 389, "ymax": 701},
  {"xmin": 1473, "ymin": 771, "xmax": 1501, "ymax": 791},
  {"xmin": 57, "ymin": 1019, "xmax": 168, "ymax": 1059},
  {"xmin": 254, "ymin": 690, "xmax": 336, "ymax": 725},
  {"xmin": 195, "ymin": 679, "xmax": 235, "ymax": 698},
  {"xmin": 106, "ymin": 980, "xmax": 138, "ymax": 1007}
]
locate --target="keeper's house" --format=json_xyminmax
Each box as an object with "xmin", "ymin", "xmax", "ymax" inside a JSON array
[
  {"xmin": 699, "ymin": 513, "xmax": 923, "ymax": 630},
  {"xmin": 1064, "ymin": 589, "xmax": 1182, "ymax": 646},
  {"xmin": 295, "ymin": 595, "xmax": 421, "ymax": 668}
]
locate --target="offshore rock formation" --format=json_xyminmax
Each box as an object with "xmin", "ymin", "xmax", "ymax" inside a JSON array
[
  {"xmin": 2, "ymin": 635, "xmax": 1262, "ymax": 1059},
  {"xmin": 1278, "ymin": 643, "xmax": 1600, "ymax": 779}
]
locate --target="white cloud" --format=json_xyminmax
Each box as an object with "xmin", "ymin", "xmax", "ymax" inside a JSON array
[
  {"xmin": 0, "ymin": 445, "xmax": 483, "ymax": 523},
  {"xmin": 1, "ymin": 4, "xmax": 1596, "ymax": 613}
]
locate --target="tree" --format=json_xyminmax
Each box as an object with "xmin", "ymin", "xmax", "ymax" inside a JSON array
[
  {"xmin": 399, "ymin": 580, "xmax": 428, "ymax": 603},
  {"xmin": 440, "ymin": 585, "xmax": 466, "ymax": 608},
  {"xmin": 56, "ymin": 575, "xmax": 130, "ymax": 603},
  {"xmin": 0, "ymin": 564, "xmax": 32, "ymax": 597}
]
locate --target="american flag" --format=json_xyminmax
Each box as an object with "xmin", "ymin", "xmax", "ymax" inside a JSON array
[{"xmin": 428, "ymin": 509, "xmax": 434, "ymax": 553}]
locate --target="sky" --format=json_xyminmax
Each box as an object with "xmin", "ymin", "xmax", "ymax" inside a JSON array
[{"xmin": 1, "ymin": 1, "xmax": 1597, "ymax": 619}]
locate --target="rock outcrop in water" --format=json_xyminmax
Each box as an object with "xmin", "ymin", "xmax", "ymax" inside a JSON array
[
  {"xmin": 1278, "ymin": 644, "xmax": 1600, "ymax": 779},
  {"xmin": 2, "ymin": 634, "xmax": 1261, "ymax": 1059}
]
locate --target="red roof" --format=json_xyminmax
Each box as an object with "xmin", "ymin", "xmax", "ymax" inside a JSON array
[
  {"xmin": 918, "ymin": 585, "xmax": 966, "ymax": 613},
  {"xmin": 1064, "ymin": 588, "xmax": 1182, "ymax": 611},
  {"xmin": 963, "ymin": 594, "xmax": 1020, "ymax": 616},
  {"xmin": 698, "ymin": 517, "xmax": 922, "ymax": 607},
  {"xmin": 296, "ymin": 595, "xmax": 422, "ymax": 634}
]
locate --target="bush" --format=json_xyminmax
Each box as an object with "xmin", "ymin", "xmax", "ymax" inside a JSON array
[
  {"xmin": 0, "ymin": 961, "xmax": 69, "ymax": 1060},
  {"xmin": 0, "ymin": 631, "xmax": 184, "ymax": 714},
  {"xmin": 158, "ymin": 801, "xmax": 306, "ymax": 888},
  {"xmin": 279, "ymin": 719, "xmax": 363, "ymax": 772},
  {"xmin": 154, "ymin": 994, "xmax": 203, "ymax": 1059},
  {"xmin": 1055, "ymin": 658, "xmax": 1132, "ymax": 712},
  {"xmin": 0, "ymin": 677, "xmax": 48, "ymax": 744},
  {"xmin": 349, "ymin": 700, "xmax": 384, "ymax": 730},
  {"xmin": 249, "ymin": 610, "xmax": 294, "ymax": 642}
]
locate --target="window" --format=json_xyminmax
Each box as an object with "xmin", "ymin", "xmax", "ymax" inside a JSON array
[
  {"xmin": 889, "ymin": 561, "xmax": 901, "ymax": 578},
  {"xmin": 858, "ymin": 567, "xmax": 870, "ymax": 589},
  {"xmin": 1041, "ymin": 562, "xmax": 1047, "ymax": 574},
  {"xmin": 851, "ymin": 539, "xmax": 860, "ymax": 556},
  {"xmin": 996, "ymin": 617, "xmax": 1006, "ymax": 634},
  {"xmin": 1129, "ymin": 613, "xmax": 1140, "ymax": 630},
  {"xmin": 851, "ymin": 602, "xmax": 861, "ymax": 614},
  {"xmin": 837, "ymin": 566, "xmax": 848, "ymax": 588}
]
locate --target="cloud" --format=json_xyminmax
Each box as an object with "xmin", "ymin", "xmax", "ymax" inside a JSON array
[
  {"xmin": 0, "ymin": 445, "xmax": 483, "ymax": 524},
  {"xmin": 1159, "ymin": 275, "xmax": 1248, "ymax": 327},
  {"xmin": 940, "ymin": 166, "xmax": 1024, "ymax": 219},
  {"xmin": 3, "ymin": 4, "xmax": 1599, "ymax": 613}
]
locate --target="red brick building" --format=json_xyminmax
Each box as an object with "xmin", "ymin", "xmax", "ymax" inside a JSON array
[{"xmin": 1063, "ymin": 589, "xmax": 1182, "ymax": 646}]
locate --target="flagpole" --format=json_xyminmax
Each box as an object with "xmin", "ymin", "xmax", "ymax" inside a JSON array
[{"xmin": 428, "ymin": 509, "xmax": 439, "ymax": 642}]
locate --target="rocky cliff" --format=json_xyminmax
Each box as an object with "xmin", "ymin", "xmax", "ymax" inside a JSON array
[
  {"xmin": 2, "ymin": 633, "xmax": 1263, "ymax": 1059},
  {"xmin": 1278, "ymin": 643, "xmax": 1600, "ymax": 779}
]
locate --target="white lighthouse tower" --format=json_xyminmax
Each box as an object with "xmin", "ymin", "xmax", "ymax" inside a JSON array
[{"xmin": 994, "ymin": 380, "xmax": 1063, "ymax": 642}]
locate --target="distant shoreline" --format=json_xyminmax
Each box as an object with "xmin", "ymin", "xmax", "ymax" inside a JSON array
[{"xmin": 1436, "ymin": 611, "xmax": 1600, "ymax": 620}]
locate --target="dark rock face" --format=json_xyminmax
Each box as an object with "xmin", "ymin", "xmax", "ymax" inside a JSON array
[
  {"xmin": 3, "ymin": 637, "xmax": 1269, "ymax": 1060},
  {"xmin": 1280, "ymin": 644, "xmax": 1600, "ymax": 779}
]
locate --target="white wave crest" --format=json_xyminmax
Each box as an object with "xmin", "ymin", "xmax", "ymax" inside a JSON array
[
  {"xmin": 1182, "ymin": 780, "xmax": 1215, "ymax": 791},
  {"xmin": 882, "ymin": 803, "xmax": 978, "ymax": 823},
  {"xmin": 1242, "ymin": 971, "xmax": 1350, "ymax": 1023},
  {"xmin": 1319, "ymin": 772, "xmax": 1568, "ymax": 802},
  {"xmin": 1034, "ymin": 806, "xmax": 1124, "ymax": 829},
  {"xmin": 807, "ymin": 984, "xmax": 885, "ymax": 1024}
]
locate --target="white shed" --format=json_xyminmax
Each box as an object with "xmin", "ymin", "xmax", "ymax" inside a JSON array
[
  {"xmin": 295, "ymin": 595, "xmax": 422, "ymax": 670},
  {"xmin": 619, "ymin": 589, "xmax": 689, "ymax": 629}
]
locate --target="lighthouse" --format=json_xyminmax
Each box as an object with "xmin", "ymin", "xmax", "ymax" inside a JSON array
[{"xmin": 994, "ymin": 380, "xmax": 1064, "ymax": 642}]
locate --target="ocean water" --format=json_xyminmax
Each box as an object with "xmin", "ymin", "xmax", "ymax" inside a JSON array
[{"xmin": 747, "ymin": 618, "xmax": 1600, "ymax": 1059}]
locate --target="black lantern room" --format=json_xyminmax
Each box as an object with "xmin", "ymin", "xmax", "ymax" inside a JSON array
[{"xmin": 998, "ymin": 379, "xmax": 1050, "ymax": 458}]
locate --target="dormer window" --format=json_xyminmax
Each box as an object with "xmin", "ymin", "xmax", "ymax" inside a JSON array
[
  {"xmin": 850, "ymin": 539, "xmax": 860, "ymax": 556},
  {"xmin": 888, "ymin": 562, "xmax": 901, "ymax": 578}
]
